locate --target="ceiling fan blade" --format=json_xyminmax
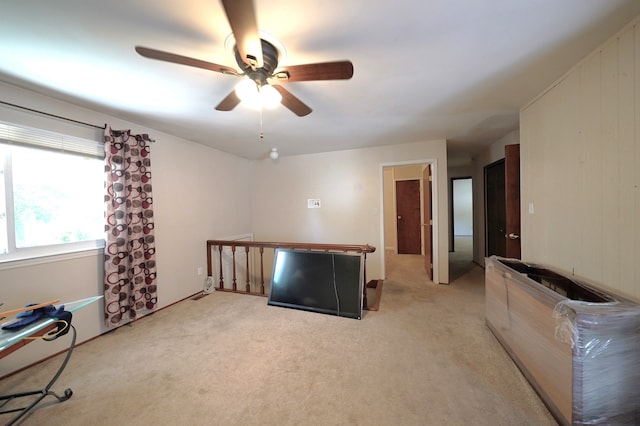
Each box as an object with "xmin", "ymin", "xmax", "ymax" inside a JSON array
[
  {"xmin": 215, "ymin": 90, "xmax": 241, "ymax": 111},
  {"xmin": 135, "ymin": 46, "xmax": 238, "ymax": 76},
  {"xmin": 273, "ymin": 61, "xmax": 354, "ymax": 82},
  {"xmin": 220, "ymin": 0, "xmax": 263, "ymax": 69},
  {"xmin": 272, "ymin": 85, "xmax": 312, "ymax": 117}
]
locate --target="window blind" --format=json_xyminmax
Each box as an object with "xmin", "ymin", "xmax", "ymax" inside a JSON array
[{"xmin": 0, "ymin": 121, "xmax": 104, "ymax": 159}]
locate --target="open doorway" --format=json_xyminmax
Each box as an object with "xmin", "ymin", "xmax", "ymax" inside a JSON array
[
  {"xmin": 452, "ymin": 177, "xmax": 473, "ymax": 248},
  {"xmin": 449, "ymin": 177, "xmax": 474, "ymax": 282},
  {"xmin": 381, "ymin": 162, "xmax": 438, "ymax": 284}
]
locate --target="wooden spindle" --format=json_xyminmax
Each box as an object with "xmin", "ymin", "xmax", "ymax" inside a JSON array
[
  {"xmin": 362, "ymin": 252, "xmax": 368, "ymax": 309},
  {"xmin": 217, "ymin": 244, "xmax": 224, "ymax": 290},
  {"xmin": 259, "ymin": 246, "xmax": 265, "ymax": 294},
  {"xmin": 245, "ymin": 246, "xmax": 250, "ymax": 293},
  {"xmin": 231, "ymin": 245, "xmax": 237, "ymax": 291}
]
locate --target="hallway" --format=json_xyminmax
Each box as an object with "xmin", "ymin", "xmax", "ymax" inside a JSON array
[{"xmin": 449, "ymin": 235, "xmax": 475, "ymax": 283}]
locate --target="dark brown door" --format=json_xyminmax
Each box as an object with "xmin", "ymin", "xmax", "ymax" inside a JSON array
[
  {"xmin": 485, "ymin": 159, "xmax": 506, "ymax": 257},
  {"xmin": 422, "ymin": 165, "xmax": 433, "ymax": 280},
  {"xmin": 504, "ymin": 144, "xmax": 521, "ymax": 259},
  {"xmin": 396, "ymin": 179, "xmax": 421, "ymax": 254}
]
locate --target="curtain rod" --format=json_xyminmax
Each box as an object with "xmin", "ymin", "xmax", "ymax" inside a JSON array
[{"xmin": 0, "ymin": 100, "xmax": 106, "ymax": 130}]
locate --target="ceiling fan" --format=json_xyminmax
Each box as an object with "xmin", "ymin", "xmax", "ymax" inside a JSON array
[{"xmin": 135, "ymin": 0, "xmax": 354, "ymax": 117}]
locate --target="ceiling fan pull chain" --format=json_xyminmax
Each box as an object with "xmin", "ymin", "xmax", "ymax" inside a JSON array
[{"xmin": 259, "ymin": 108, "xmax": 264, "ymax": 139}]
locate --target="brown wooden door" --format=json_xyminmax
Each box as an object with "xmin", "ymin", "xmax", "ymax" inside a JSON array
[
  {"xmin": 422, "ymin": 165, "xmax": 433, "ymax": 280},
  {"xmin": 485, "ymin": 159, "xmax": 506, "ymax": 257},
  {"xmin": 504, "ymin": 144, "xmax": 521, "ymax": 259},
  {"xmin": 396, "ymin": 179, "xmax": 421, "ymax": 254}
]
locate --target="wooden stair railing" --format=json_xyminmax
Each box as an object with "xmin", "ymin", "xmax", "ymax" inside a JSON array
[{"xmin": 206, "ymin": 240, "xmax": 383, "ymax": 311}]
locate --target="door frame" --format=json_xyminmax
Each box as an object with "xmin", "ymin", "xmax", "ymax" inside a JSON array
[{"xmin": 379, "ymin": 159, "xmax": 440, "ymax": 284}]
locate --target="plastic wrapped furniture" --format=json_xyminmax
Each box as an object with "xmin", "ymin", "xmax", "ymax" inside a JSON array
[{"xmin": 485, "ymin": 256, "xmax": 640, "ymax": 425}]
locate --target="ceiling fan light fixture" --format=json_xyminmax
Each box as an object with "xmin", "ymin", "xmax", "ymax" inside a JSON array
[
  {"xmin": 261, "ymin": 84, "xmax": 282, "ymax": 109},
  {"xmin": 235, "ymin": 79, "xmax": 260, "ymax": 104},
  {"xmin": 235, "ymin": 79, "xmax": 281, "ymax": 110}
]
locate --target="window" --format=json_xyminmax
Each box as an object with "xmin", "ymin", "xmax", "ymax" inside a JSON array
[{"xmin": 0, "ymin": 122, "xmax": 104, "ymax": 262}]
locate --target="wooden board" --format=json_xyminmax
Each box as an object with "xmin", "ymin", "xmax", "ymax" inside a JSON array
[{"xmin": 0, "ymin": 299, "xmax": 61, "ymax": 320}]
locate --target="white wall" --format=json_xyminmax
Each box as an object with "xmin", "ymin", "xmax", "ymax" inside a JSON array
[
  {"xmin": 251, "ymin": 140, "xmax": 449, "ymax": 283},
  {"xmin": 0, "ymin": 82, "xmax": 254, "ymax": 375},
  {"xmin": 520, "ymin": 16, "xmax": 640, "ymax": 300}
]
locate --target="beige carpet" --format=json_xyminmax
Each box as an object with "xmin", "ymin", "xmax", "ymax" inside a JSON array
[{"xmin": 1, "ymin": 251, "xmax": 557, "ymax": 425}]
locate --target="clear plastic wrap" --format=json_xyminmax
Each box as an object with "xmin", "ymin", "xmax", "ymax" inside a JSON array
[{"xmin": 485, "ymin": 256, "xmax": 640, "ymax": 426}]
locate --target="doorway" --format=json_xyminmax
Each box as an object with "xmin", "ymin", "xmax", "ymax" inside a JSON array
[
  {"xmin": 484, "ymin": 144, "xmax": 521, "ymax": 259},
  {"xmin": 450, "ymin": 177, "xmax": 473, "ymax": 251},
  {"xmin": 449, "ymin": 177, "xmax": 474, "ymax": 282},
  {"xmin": 381, "ymin": 162, "xmax": 438, "ymax": 283},
  {"xmin": 485, "ymin": 159, "xmax": 506, "ymax": 257}
]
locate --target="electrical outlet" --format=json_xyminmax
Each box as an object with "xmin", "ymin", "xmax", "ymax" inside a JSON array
[
  {"xmin": 307, "ymin": 199, "xmax": 321, "ymax": 208},
  {"xmin": 197, "ymin": 267, "xmax": 203, "ymax": 276}
]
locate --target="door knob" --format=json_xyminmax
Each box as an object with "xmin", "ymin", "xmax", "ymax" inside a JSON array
[
  {"xmin": 507, "ymin": 233, "xmax": 520, "ymax": 240},
  {"xmin": 397, "ymin": 215, "xmax": 402, "ymax": 219}
]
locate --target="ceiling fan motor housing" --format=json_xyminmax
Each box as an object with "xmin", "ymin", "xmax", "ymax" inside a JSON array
[{"xmin": 235, "ymin": 39, "xmax": 279, "ymax": 86}]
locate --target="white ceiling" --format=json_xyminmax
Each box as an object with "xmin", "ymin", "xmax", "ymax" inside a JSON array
[{"xmin": 1, "ymin": 1, "xmax": 639, "ymax": 162}]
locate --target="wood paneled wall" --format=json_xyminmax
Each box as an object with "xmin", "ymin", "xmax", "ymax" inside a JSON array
[{"xmin": 520, "ymin": 18, "xmax": 640, "ymax": 300}]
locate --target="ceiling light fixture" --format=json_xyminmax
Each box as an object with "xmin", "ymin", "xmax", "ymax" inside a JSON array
[
  {"xmin": 235, "ymin": 80, "xmax": 282, "ymax": 110},
  {"xmin": 260, "ymin": 85, "xmax": 282, "ymax": 109},
  {"xmin": 269, "ymin": 148, "xmax": 279, "ymax": 160}
]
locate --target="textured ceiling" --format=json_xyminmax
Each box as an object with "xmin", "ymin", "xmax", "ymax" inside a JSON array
[{"xmin": 1, "ymin": 0, "xmax": 639, "ymax": 162}]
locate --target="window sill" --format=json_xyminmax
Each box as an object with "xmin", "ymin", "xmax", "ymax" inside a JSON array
[{"xmin": 0, "ymin": 245, "xmax": 104, "ymax": 272}]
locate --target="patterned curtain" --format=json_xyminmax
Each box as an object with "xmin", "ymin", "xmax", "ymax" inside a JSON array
[{"xmin": 103, "ymin": 126, "xmax": 157, "ymax": 327}]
